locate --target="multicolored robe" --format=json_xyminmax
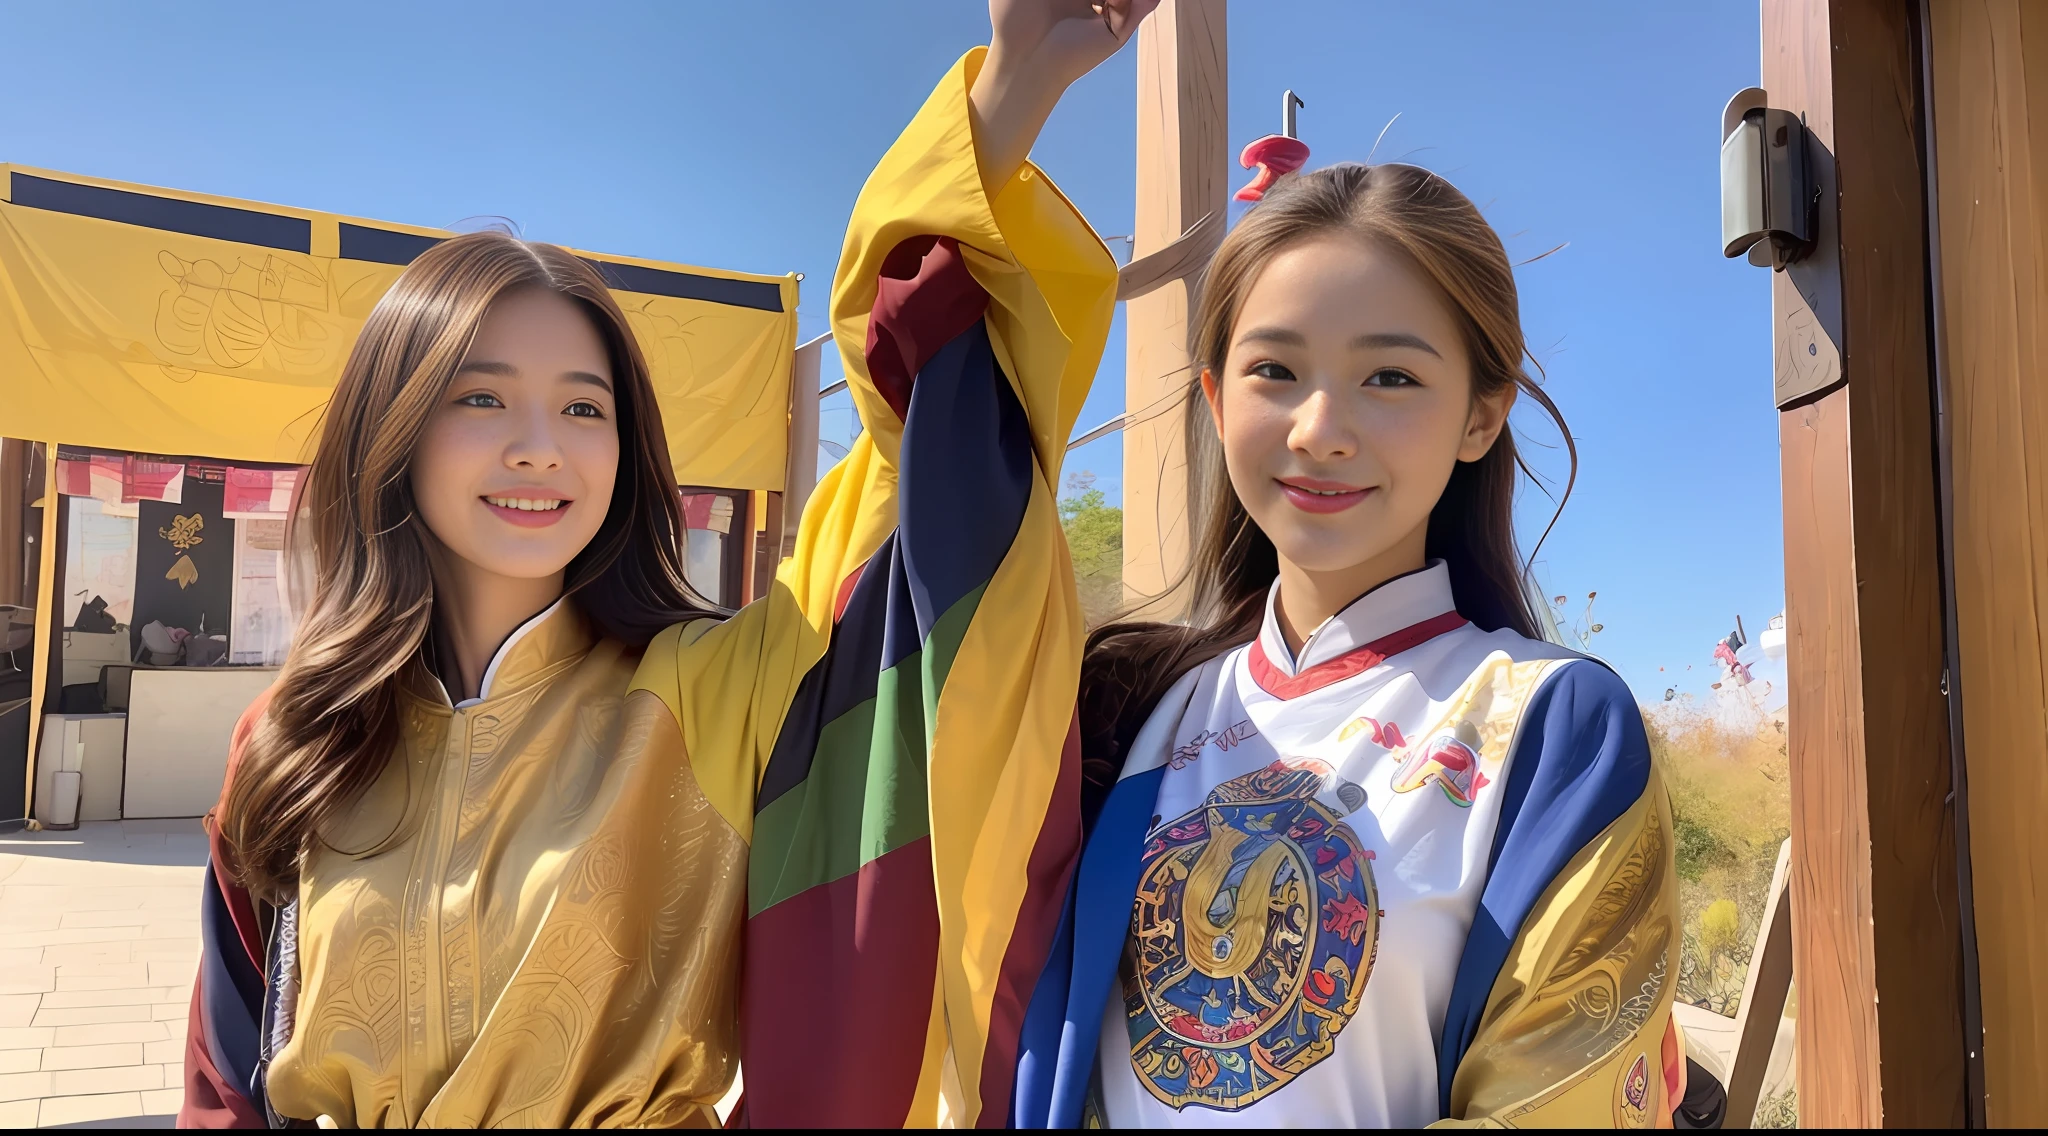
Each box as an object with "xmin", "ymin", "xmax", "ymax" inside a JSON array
[
  {"xmin": 182, "ymin": 48, "xmax": 1113, "ymax": 1128},
  {"xmin": 1012, "ymin": 581, "xmax": 1685, "ymax": 1128}
]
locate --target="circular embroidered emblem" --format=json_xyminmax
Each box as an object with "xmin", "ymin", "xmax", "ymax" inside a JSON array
[{"xmin": 1123, "ymin": 760, "xmax": 1378, "ymax": 1111}]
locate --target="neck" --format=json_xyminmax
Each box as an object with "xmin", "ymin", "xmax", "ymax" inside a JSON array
[
  {"xmin": 425, "ymin": 548, "xmax": 564, "ymax": 702},
  {"xmin": 1272, "ymin": 524, "xmax": 1430, "ymax": 657}
]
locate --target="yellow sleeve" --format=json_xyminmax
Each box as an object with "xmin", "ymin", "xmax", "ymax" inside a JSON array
[
  {"xmin": 630, "ymin": 46, "xmax": 1118, "ymax": 849},
  {"xmin": 1434, "ymin": 769, "xmax": 1684, "ymax": 1128}
]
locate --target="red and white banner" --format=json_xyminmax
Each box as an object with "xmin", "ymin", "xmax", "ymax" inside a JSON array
[
  {"xmin": 223, "ymin": 466, "xmax": 302, "ymax": 519},
  {"xmin": 55, "ymin": 454, "xmax": 182, "ymax": 514},
  {"xmin": 55, "ymin": 455, "xmax": 125, "ymax": 505},
  {"xmin": 123, "ymin": 458, "xmax": 186, "ymax": 505}
]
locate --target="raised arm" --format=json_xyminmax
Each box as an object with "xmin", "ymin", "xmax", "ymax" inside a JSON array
[
  {"xmin": 972, "ymin": 0, "xmax": 1160, "ymax": 186},
  {"xmin": 639, "ymin": 3, "xmax": 1151, "ymax": 1127}
]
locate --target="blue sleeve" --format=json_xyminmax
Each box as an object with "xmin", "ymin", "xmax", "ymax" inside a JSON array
[
  {"xmin": 1012, "ymin": 764, "xmax": 1166, "ymax": 1128},
  {"xmin": 1436, "ymin": 660, "xmax": 1653, "ymax": 1115},
  {"xmin": 184, "ymin": 853, "xmax": 270, "ymax": 1126}
]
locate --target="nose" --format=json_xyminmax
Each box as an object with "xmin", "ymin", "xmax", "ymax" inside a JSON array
[
  {"xmin": 503, "ymin": 401, "xmax": 565, "ymax": 473},
  {"xmin": 1287, "ymin": 388, "xmax": 1356, "ymax": 463}
]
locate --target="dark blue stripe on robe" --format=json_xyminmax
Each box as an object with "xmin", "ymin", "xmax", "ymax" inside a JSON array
[{"xmin": 197, "ymin": 855, "xmax": 267, "ymax": 1114}]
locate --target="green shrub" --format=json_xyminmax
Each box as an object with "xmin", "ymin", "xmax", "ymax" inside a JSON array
[{"xmin": 1060, "ymin": 474, "xmax": 1124, "ymax": 629}]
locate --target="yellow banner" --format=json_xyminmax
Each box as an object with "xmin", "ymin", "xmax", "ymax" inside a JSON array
[{"xmin": 0, "ymin": 164, "xmax": 796, "ymax": 491}]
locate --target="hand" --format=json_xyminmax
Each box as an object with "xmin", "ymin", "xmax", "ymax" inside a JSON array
[
  {"xmin": 971, "ymin": 0, "xmax": 1161, "ymax": 189},
  {"xmin": 987, "ymin": 0, "xmax": 1158, "ymax": 97}
]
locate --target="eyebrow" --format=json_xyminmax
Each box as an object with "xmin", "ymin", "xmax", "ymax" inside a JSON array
[
  {"xmin": 455, "ymin": 360, "xmax": 613, "ymax": 393},
  {"xmin": 1233, "ymin": 326, "xmax": 1443, "ymax": 359},
  {"xmin": 455, "ymin": 359, "xmax": 516, "ymax": 377},
  {"xmin": 1351, "ymin": 331, "xmax": 1442, "ymax": 358}
]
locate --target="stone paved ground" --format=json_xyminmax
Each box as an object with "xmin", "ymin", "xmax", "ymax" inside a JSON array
[
  {"xmin": 0, "ymin": 819, "xmax": 203, "ymax": 1128},
  {"xmin": 0, "ymin": 820, "xmax": 751, "ymax": 1129}
]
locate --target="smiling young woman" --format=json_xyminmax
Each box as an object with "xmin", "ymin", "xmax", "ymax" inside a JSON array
[
  {"xmin": 1013, "ymin": 164, "xmax": 1690, "ymax": 1127},
  {"xmin": 218, "ymin": 237, "xmax": 709, "ymax": 907}
]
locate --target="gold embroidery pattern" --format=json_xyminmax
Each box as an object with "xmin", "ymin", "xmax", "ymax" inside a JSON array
[
  {"xmin": 158, "ymin": 513, "xmax": 205, "ymax": 551},
  {"xmin": 1468, "ymin": 793, "xmax": 1676, "ymax": 1125},
  {"xmin": 265, "ymin": 610, "xmax": 743, "ymax": 1128}
]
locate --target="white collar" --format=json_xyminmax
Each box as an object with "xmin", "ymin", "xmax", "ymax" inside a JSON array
[{"xmin": 1256, "ymin": 561, "xmax": 1459, "ymax": 676}]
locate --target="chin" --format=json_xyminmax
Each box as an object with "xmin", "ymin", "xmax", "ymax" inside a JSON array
[
  {"xmin": 476, "ymin": 547, "xmax": 583, "ymax": 580},
  {"xmin": 1276, "ymin": 543, "xmax": 1393, "ymax": 576}
]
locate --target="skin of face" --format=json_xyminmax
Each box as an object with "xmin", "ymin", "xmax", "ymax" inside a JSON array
[
  {"xmin": 1203, "ymin": 234, "xmax": 1513, "ymax": 651},
  {"xmin": 409, "ymin": 286, "xmax": 620, "ymax": 695}
]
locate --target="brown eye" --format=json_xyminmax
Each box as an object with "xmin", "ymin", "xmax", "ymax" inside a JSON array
[
  {"xmin": 1364, "ymin": 369, "xmax": 1419, "ymax": 388},
  {"xmin": 564, "ymin": 401, "xmax": 606, "ymax": 419},
  {"xmin": 1248, "ymin": 361, "xmax": 1296, "ymax": 382}
]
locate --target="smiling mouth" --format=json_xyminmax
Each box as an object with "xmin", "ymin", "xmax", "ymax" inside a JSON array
[
  {"xmin": 483, "ymin": 496, "xmax": 566, "ymax": 512},
  {"xmin": 481, "ymin": 495, "xmax": 572, "ymax": 527},
  {"xmin": 1276, "ymin": 478, "xmax": 1374, "ymax": 514}
]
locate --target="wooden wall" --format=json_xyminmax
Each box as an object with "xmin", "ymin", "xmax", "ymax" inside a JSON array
[
  {"xmin": 1927, "ymin": 1, "xmax": 2048, "ymax": 1124},
  {"xmin": 1762, "ymin": 0, "xmax": 1968, "ymax": 1125}
]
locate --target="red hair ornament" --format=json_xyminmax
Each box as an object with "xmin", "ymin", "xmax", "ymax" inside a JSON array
[{"xmin": 1235, "ymin": 90, "xmax": 1311, "ymax": 203}]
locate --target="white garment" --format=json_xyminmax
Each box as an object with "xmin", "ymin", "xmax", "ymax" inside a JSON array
[{"xmin": 1097, "ymin": 563, "xmax": 1586, "ymax": 1127}]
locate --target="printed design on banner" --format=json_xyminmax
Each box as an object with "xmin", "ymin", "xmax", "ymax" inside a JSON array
[
  {"xmin": 1124, "ymin": 760, "xmax": 1379, "ymax": 1111},
  {"xmin": 155, "ymin": 252, "xmax": 337, "ymax": 379},
  {"xmin": 159, "ymin": 513, "xmax": 205, "ymax": 590},
  {"xmin": 1390, "ymin": 719, "xmax": 1489, "ymax": 807}
]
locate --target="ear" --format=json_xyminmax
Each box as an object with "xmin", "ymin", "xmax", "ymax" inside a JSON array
[
  {"xmin": 1459, "ymin": 379, "xmax": 1517, "ymax": 463},
  {"xmin": 1200, "ymin": 368, "xmax": 1225, "ymax": 439}
]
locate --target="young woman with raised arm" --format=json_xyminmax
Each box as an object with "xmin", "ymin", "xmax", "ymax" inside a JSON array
[{"xmin": 179, "ymin": 1, "xmax": 1152, "ymax": 1126}]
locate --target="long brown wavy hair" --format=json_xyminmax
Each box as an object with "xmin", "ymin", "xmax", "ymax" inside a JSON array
[
  {"xmin": 1079, "ymin": 163, "xmax": 1575, "ymax": 811},
  {"xmin": 224, "ymin": 231, "xmax": 718, "ymax": 899}
]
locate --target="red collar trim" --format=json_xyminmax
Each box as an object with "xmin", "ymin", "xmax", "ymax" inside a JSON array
[{"xmin": 1247, "ymin": 610, "xmax": 1469, "ymax": 700}]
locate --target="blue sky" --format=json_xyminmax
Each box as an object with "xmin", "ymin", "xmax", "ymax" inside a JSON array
[{"xmin": 1, "ymin": 0, "xmax": 1777, "ymax": 699}]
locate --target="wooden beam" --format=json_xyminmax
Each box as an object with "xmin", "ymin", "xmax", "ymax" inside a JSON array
[
  {"xmin": 1727, "ymin": 840, "xmax": 1793, "ymax": 1128},
  {"xmin": 1925, "ymin": 0, "xmax": 2048, "ymax": 1124},
  {"xmin": 1122, "ymin": 0, "xmax": 1225, "ymax": 616},
  {"xmin": 1761, "ymin": 0, "xmax": 1967, "ymax": 1125}
]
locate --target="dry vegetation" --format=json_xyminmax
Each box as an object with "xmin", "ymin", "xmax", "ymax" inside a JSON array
[
  {"xmin": 1652, "ymin": 701, "xmax": 1798, "ymax": 1125},
  {"xmin": 1649, "ymin": 701, "xmax": 1792, "ymax": 1015}
]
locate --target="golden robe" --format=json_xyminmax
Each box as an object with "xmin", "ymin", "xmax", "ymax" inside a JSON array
[{"xmin": 265, "ymin": 602, "xmax": 742, "ymax": 1126}]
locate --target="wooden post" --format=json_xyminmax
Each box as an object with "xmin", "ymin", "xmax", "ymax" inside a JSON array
[
  {"xmin": 782, "ymin": 333, "xmax": 828, "ymax": 560},
  {"xmin": 1760, "ymin": 0, "xmax": 1968, "ymax": 1125},
  {"xmin": 0, "ymin": 440, "xmax": 25, "ymax": 606},
  {"xmin": 22, "ymin": 446, "xmax": 54, "ymax": 820},
  {"xmin": 1923, "ymin": 0, "xmax": 2048, "ymax": 1123},
  {"xmin": 1122, "ymin": 0, "xmax": 1226, "ymax": 616}
]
